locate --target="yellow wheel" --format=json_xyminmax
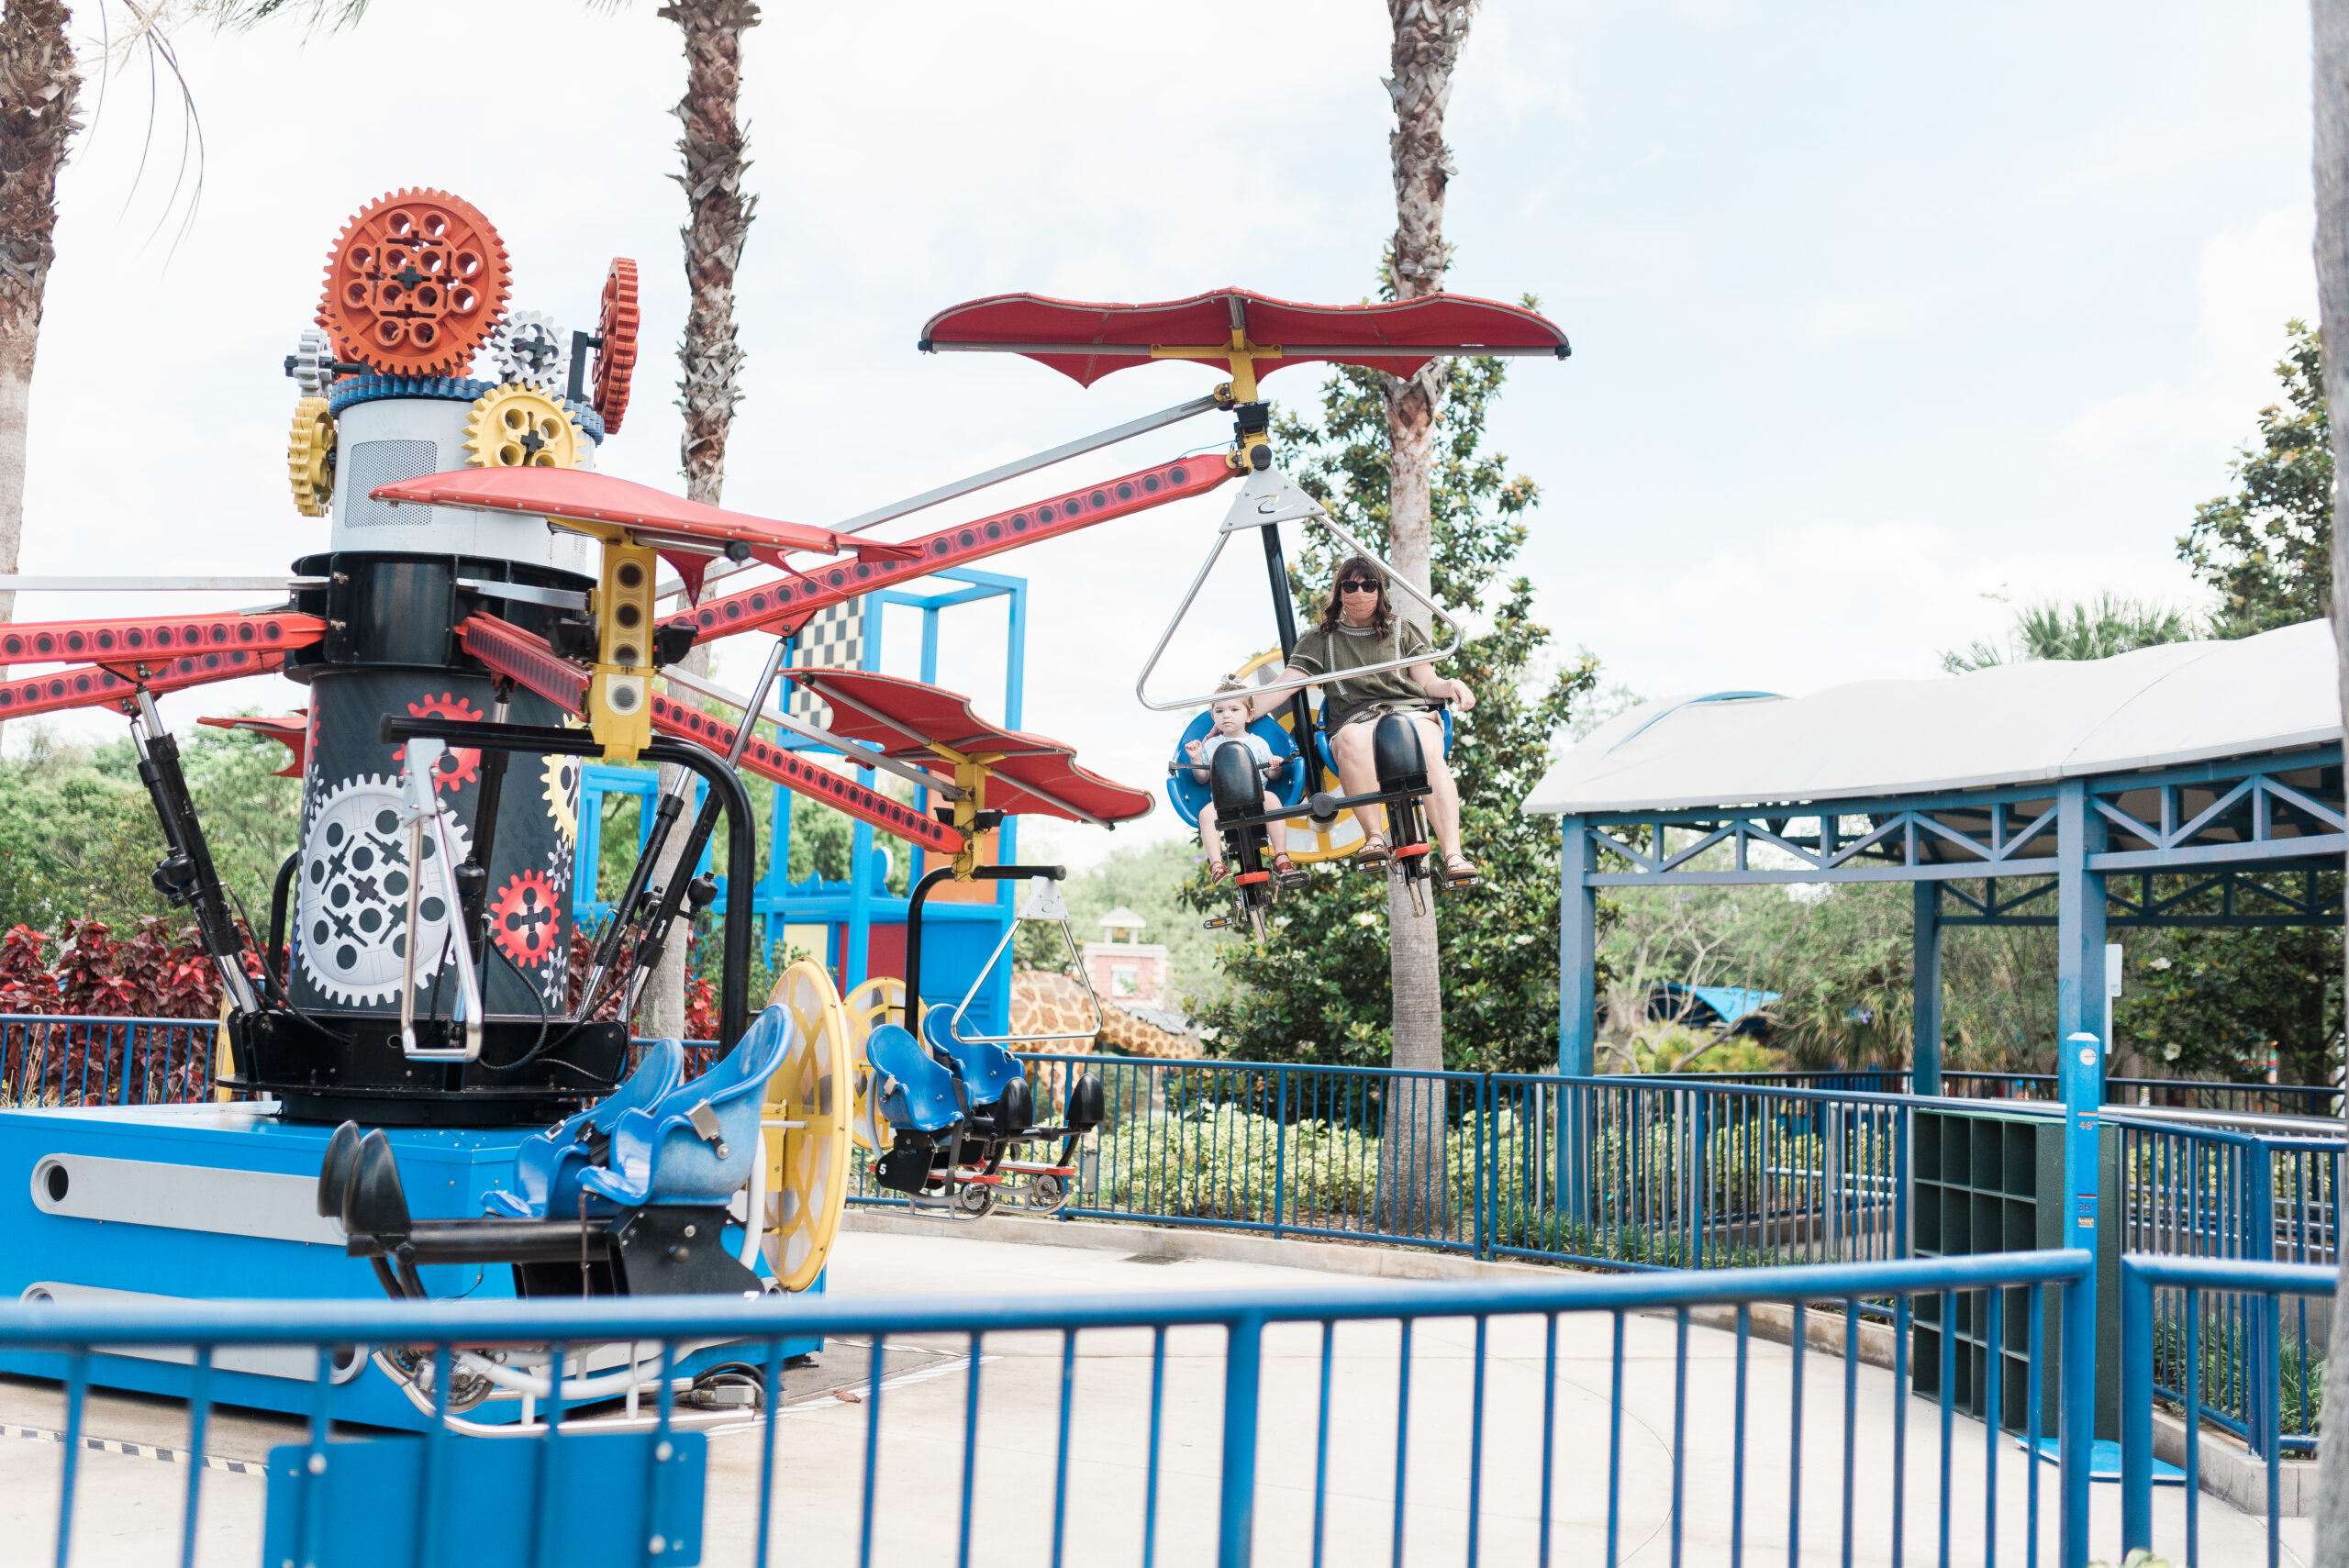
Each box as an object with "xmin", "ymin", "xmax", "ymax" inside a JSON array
[
  {"xmin": 841, "ymin": 976, "xmax": 922, "ymax": 1152},
  {"xmin": 761, "ymin": 960, "xmax": 852, "ymax": 1293},
  {"xmin": 1226, "ymin": 647, "xmax": 1374, "ymax": 866}
]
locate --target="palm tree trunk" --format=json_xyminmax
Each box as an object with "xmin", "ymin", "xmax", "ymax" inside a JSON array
[
  {"xmin": 643, "ymin": 0, "xmax": 758, "ymax": 1040},
  {"xmin": 2310, "ymin": 3, "xmax": 2349, "ymax": 1562},
  {"xmin": 0, "ymin": 0, "xmax": 83, "ymax": 743},
  {"xmin": 1374, "ymin": 0, "xmax": 1475, "ymax": 1236}
]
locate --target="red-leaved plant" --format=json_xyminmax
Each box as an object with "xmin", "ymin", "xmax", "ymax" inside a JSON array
[{"xmin": 0, "ymin": 918, "xmax": 249, "ymax": 1106}]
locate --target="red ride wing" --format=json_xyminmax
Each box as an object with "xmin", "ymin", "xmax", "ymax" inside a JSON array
[
  {"xmin": 919, "ymin": 287, "xmax": 1570, "ymax": 386},
  {"xmin": 365, "ymin": 469, "xmax": 921, "ymax": 590},
  {"xmin": 790, "ymin": 668, "xmax": 1154, "ymax": 828}
]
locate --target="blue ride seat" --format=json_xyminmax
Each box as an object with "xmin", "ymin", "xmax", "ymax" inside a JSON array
[
  {"xmin": 867, "ymin": 1021, "xmax": 962, "ymax": 1135},
  {"xmin": 574, "ymin": 1005, "xmax": 797, "ymax": 1209},
  {"xmin": 1164, "ymin": 710, "xmax": 1306, "ymax": 828},
  {"xmin": 1312, "ymin": 702, "xmax": 1451, "ymax": 780},
  {"xmin": 921, "ymin": 1007, "xmax": 1025, "ymax": 1112},
  {"xmin": 484, "ymin": 1037, "xmax": 686, "ymax": 1219}
]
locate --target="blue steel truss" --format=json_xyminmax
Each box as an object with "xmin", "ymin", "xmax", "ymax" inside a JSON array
[{"xmin": 1549, "ymin": 745, "xmax": 2344, "ymax": 1090}]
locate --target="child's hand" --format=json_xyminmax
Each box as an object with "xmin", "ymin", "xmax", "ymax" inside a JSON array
[{"xmin": 1185, "ymin": 740, "xmax": 1205, "ymax": 763}]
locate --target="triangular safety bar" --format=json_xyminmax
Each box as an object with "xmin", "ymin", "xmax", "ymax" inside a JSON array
[
  {"xmin": 942, "ymin": 876, "xmax": 1104, "ymax": 1048},
  {"xmin": 1133, "ymin": 466, "xmax": 1463, "ymax": 713}
]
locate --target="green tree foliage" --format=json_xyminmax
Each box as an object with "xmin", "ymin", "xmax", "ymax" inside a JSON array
[
  {"xmin": 1941, "ymin": 594, "xmax": 2199, "ymax": 673},
  {"xmin": 0, "ymin": 722, "xmax": 297, "ymax": 938},
  {"xmin": 2176, "ymin": 319, "xmax": 2332, "ymax": 637},
  {"xmin": 2114, "ymin": 911, "xmax": 2342, "ymax": 1086},
  {"xmin": 1180, "ymin": 356, "xmax": 1598, "ymax": 1073}
]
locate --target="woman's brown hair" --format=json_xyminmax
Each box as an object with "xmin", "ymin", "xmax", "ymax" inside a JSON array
[{"xmin": 1317, "ymin": 553, "xmax": 1393, "ymax": 636}]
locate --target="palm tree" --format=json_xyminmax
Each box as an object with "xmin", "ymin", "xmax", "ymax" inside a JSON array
[
  {"xmin": 2306, "ymin": 3, "xmax": 2349, "ymax": 1557},
  {"xmin": 1939, "ymin": 594, "xmax": 2199, "ymax": 673},
  {"xmin": 640, "ymin": 0, "xmax": 759, "ymax": 1039},
  {"xmin": 1375, "ymin": 0, "xmax": 1476, "ymax": 1233},
  {"xmin": 0, "ymin": 0, "xmax": 85, "ymax": 739}
]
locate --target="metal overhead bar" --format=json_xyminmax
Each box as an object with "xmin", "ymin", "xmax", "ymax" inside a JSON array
[
  {"xmin": 830, "ymin": 394, "xmax": 1223, "ymax": 537},
  {"xmin": 0, "ymin": 575, "xmax": 297, "ymax": 592},
  {"xmin": 673, "ymin": 453, "xmax": 1235, "ymax": 645}
]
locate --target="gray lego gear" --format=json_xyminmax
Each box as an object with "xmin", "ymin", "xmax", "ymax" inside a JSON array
[
  {"xmin": 290, "ymin": 328, "xmax": 339, "ymax": 396},
  {"xmin": 487, "ymin": 311, "xmax": 570, "ymax": 395}
]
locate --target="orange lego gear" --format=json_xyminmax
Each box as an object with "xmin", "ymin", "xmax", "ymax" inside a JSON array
[
  {"xmin": 317, "ymin": 190, "xmax": 511, "ymax": 377},
  {"xmin": 393, "ymin": 692, "xmax": 484, "ymax": 792},
  {"xmin": 594, "ymin": 257, "xmax": 640, "ymax": 432},
  {"xmin": 487, "ymin": 870, "xmax": 562, "ymax": 969}
]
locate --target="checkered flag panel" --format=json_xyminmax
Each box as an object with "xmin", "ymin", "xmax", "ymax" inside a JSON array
[{"xmin": 788, "ymin": 596, "xmax": 864, "ymax": 726}]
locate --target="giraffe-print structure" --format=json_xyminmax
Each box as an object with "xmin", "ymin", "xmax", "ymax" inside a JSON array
[{"xmin": 1010, "ymin": 971, "xmax": 1201, "ymax": 1060}]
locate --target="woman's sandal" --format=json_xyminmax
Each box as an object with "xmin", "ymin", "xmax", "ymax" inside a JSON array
[
  {"xmin": 1354, "ymin": 834, "xmax": 1392, "ymax": 869},
  {"xmin": 1442, "ymin": 853, "xmax": 1482, "ymax": 889}
]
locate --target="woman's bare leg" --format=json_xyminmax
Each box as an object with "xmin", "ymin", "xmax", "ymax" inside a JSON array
[
  {"xmin": 1327, "ymin": 719, "xmax": 1385, "ymax": 839},
  {"xmin": 1412, "ymin": 714, "xmax": 1464, "ymax": 860}
]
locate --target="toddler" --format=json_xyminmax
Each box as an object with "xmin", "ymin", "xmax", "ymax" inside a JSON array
[{"xmin": 1186, "ymin": 684, "xmax": 1299, "ymax": 884}]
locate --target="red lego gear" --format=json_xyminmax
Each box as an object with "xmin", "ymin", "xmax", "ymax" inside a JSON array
[
  {"xmin": 488, "ymin": 870, "xmax": 562, "ymax": 969},
  {"xmin": 393, "ymin": 692, "xmax": 484, "ymax": 793}
]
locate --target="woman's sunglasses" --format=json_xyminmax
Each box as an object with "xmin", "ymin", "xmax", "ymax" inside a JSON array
[{"xmin": 1338, "ymin": 578, "xmax": 1381, "ymax": 594}]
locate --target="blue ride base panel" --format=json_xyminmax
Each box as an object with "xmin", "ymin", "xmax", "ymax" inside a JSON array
[{"xmin": 0, "ymin": 1103, "xmax": 818, "ymax": 1430}]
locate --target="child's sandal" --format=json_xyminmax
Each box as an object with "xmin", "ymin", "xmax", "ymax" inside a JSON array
[
  {"xmin": 1207, "ymin": 860, "xmax": 1229, "ymax": 885},
  {"xmin": 1272, "ymin": 853, "xmax": 1308, "ymax": 890}
]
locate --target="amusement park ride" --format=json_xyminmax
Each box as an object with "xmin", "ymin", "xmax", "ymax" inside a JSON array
[{"xmin": 0, "ymin": 188, "xmax": 1565, "ymax": 1431}]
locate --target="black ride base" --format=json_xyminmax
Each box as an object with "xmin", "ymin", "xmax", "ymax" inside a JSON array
[{"xmin": 220, "ymin": 1009, "xmax": 632, "ymax": 1127}]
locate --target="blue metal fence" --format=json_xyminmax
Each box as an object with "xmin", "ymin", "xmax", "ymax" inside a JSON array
[
  {"xmin": 2121, "ymin": 1254, "xmax": 2337, "ymax": 1568},
  {"xmin": 0, "ymin": 1014, "xmax": 217, "ymax": 1108},
  {"xmin": 2115, "ymin": 1119, "xmax": 2340, "ymax": 1460},
  {"xmin": 1657, "ymin": 1067, "xmax": 2343, "ymax": 1119},
  {"xmin": 4, "ymin": 1249, "xmax": 2097, "ymax": 1567}
]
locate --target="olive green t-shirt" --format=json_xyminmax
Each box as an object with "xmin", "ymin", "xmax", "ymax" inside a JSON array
[{"xmin": 1286, "ymin": 618, "xmax": 1434, "ymax": 728}]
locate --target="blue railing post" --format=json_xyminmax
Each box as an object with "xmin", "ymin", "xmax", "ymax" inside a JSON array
[
  {"xmin": 1217, "ymin": 1312, "xmax": 1265, "ymax": 1568},
  {"xmin": 2059, "ymin": 1030, "xmax": 2101, "ymax": 1565},
  {"xmin": 1272, "ymin": 1069, "xmax": 1287, "ymax": 1240},
  {"xmin": 2059, "ymin": 1257, "xmax": 2094, "ymax": 1568},
  {"xmin": 2245, "ymin": 1145, "xmax": 2277, "ymax": 1462},
  {"xmin": 2120, "ymin": 1260, "xmax": 2154, "ymax": 1553}
]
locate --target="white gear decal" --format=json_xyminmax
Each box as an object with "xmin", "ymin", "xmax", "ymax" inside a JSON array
[
  {"xmin": 296, "ymin": 774, "xmax": 472, "ymax": 1007},
  {"xmin": 487, "ymin": 310, "xmax": 569, "ymax": 394},
  {"xmin": 540, "ymin": 753, "xmax": 580, "ymax": 846}
]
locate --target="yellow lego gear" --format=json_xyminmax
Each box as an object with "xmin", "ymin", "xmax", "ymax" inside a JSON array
[
  {"xmin": 286, "ymin": 396, "xmax": 335, "ymax": 517},
  {"xmin": 463, "ymin": 384, "xmax": 586, "ymax": 470}
]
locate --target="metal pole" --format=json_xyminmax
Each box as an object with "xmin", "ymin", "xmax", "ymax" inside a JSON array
[
  {"xmin": 830, "ymin": 395, "xmax": 1220, "ymax": 537},
  {"xmin": 1911, "ymin": 881, "xmax": 1943, "ymax": 1095},
  {"xmin": 2119, "ymin": 1261, "xmax": 2154, "ymax": 1552},
  {"xmin": 1216, "ymin": 1313, "xmax": 1265, "ymax": 1568},
  {"xmin": 1256, "ymin": 517, "xmax": 1320, "ymax": 773}
]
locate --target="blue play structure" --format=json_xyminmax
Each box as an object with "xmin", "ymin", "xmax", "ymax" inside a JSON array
[{"xmin": 577, "ymin": 566, "xmax": 1030, "ymax": 1035}]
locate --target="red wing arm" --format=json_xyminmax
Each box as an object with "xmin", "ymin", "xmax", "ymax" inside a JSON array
[
  {"xmin": 0, "ymin": 649, "xmax": 292, "ymax": 722},
  {"xmin": 0, "ymin": 612, "xmax": 321, "ymax": 665},
  {"xmin": 675, "ymin": 453, "xmax": 1234, "ymax": 644},
  {"xmin": 457, "ymin": 615, "xmax": 964, "ymax": 856}
]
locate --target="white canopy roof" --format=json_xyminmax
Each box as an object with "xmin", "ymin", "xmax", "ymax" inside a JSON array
[{"xmin": 1523, "ymin": 619, "xmax": 2341, "ymax": 816}]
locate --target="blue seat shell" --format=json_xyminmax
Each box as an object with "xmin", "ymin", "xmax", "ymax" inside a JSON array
[
  {"xmin": 867, "ymin": 1021, "xmax": 962, "ymax": 1135},
  {"xmin": 575, "ymin": 1005, "xmax": 797, "ymax": 1208},
  {"xmin": 485, "ymin": 1037, "xmax": 685, "ymax": 1218},
  {"xmin": 922, "ymin": 1007, "xmax": 1024, "ymax": 1112},
  {"xmin": 1164, "ymin": 711, "xmax": 1306, "ymax": 828}
]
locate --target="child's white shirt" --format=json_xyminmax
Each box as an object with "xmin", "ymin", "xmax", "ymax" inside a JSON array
[{"xmin": 1200, "ymin": 730, "xmax": 1275, "ymax": 771}]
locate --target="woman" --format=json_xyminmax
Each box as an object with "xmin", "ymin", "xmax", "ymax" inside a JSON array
[{"xmin": 1264, "ymin": 554, "xmax": 1477, "ymax": 885}]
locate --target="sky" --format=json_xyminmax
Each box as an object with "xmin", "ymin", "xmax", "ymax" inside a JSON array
[{"xmin": 10, "ymin": 0, "xmax": 2322, "ymax": 868}]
